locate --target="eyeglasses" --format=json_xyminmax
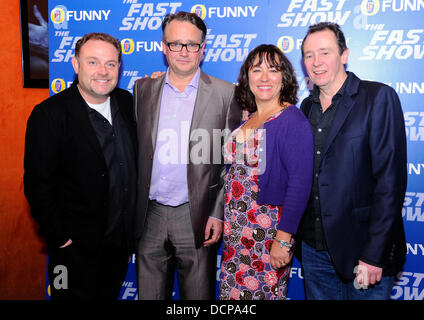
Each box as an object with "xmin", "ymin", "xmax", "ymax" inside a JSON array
[{"xmin": 164, "ymin": 41, "xmax": 203, "ymax": 53}]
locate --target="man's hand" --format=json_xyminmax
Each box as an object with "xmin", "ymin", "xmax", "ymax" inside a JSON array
[
  {"xmin": 59, "ymin": 239, "xmax": 73, "ymax": 248},
  {"xmin": 144, "ymin": 71, "xmax": 166, "ymax": 79},
  {"xmin": 203, "ymin": 217, "xmax": 222, "ymax": 247},
  {"xmin": 355, "ymin": 260, "xmax": 383, "ymax": 289}
]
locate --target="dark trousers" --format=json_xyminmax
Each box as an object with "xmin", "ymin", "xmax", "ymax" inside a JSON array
[
  {"xmin": 47, "ymin": 236, "xmax": 129, "ymax": 300},
  {"xmin": 136, "ymin": 200, "xmax": 217, "ymax": 300}
]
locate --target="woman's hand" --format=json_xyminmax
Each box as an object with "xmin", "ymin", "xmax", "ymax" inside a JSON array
[{"xmin": 270, "ymin": 230, "xmax": 293, "ymax": 269}]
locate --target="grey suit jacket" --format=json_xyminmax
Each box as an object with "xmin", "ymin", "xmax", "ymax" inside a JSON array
[{"xmin": 134, "ymin": 70, "xmax": 240, "ymax": 248}]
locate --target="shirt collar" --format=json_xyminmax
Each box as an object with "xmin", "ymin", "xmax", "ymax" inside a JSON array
[
  {"xmin": 310, "ymin": 71, "xmax": 351, "ymax": 104},
  {"xmin": 165, "ymin": 68, "xmax": 201, "ymax": 92}
]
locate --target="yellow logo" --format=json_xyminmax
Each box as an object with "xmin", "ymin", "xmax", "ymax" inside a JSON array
[
  {"xmin": 51, "ymin": 78, "xmax": 65, "ymax": 94},
  {"xmin": 121, "ymin": 38, "xmax": 135, "ymax": 55},
  {"xmin": 51, "ymin": 7, "xmax": 66, "ymax": 24},
  {"xmin": 277, "ymin": 36, "xmax": 294, "ymax": 53},
  {"xmin": 361, "ymin": 0, "xmax": 380, "ymax": 16},
  {"xmin": 191, "ymin": 4, "xmax": 207, "ymax": 20}
]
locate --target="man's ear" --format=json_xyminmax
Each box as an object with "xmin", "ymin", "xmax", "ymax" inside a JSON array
[
  {"xmin": 71, "ymin": 56, "xmax": 79, "ymax": 74},
  {"xmin": 161, "ymin": 40, "xmax": 168, "ymax": 55},
  {"xmin": 341, "ymin": 48, "xmax": 349, "ymax": 65},
  {"xmin": 200, "ymin": 41, "xmax": 206, "ymax": 55}
]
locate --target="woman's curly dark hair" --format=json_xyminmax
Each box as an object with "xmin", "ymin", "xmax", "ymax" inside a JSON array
[{"xmin": 235, "ymin": 44, "xmax": 298, "ymax": 113}]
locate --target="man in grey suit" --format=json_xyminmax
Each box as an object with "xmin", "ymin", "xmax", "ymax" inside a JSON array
[{"xmin": 134, "ymin": 11, "xmax": 240, "ymax": 299}]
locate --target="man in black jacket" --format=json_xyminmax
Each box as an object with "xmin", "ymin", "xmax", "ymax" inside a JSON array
[{"xmin": 24, "ymin": 33, "xmax": 137, "ymax": 300}]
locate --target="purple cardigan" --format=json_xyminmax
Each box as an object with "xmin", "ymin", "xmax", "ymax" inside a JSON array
[{"xmin": 255, "ymin": 106, "xmax": 313, "ymax": 235}]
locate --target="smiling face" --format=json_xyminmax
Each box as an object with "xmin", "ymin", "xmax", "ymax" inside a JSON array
[
  {"xmin": 71, "ymin": 39, "xmax": 120, "ymax": 104},
  {"xmin": 162, "ymin": 20, "xmax": 205, "ymax": 79},
  {"xmin": 302, "ymin": 29, "xmax": 349, "ymax": 94},
  {"xmin": 248, "ymin": 55, "xmax": 283, "ymax": 107}
]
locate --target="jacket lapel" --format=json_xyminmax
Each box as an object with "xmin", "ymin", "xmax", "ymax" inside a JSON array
[
  {"xmin": 322, "ymin": 73, "xmax": 360, "ymax": 156},
  {"xmin": 301, "ymin": 97, "xmax": 313, "ymax": 119},
  {"xmin": 190, "ymin": 70, "xmax": 213, "ymax": 132},
  {"xmin": 66, "ymin": 84, "xmax": 106, "ymax": 165},
  {"xmin": 150, "ymin": 76, "xmax": 166, "ymax": 148}
]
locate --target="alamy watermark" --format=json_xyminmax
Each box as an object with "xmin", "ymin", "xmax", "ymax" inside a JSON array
[
  {"xmin": 154, "ymin": 124, "xmax": 267, "ymax": 172},
  {"xmin": 53, "ymin": 265, "xmax": 68, "ymax": 290}
]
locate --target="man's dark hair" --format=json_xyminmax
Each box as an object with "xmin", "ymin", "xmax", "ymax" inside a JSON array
[
  {"xmin": 74, "ymin": 32, "xmax": 122, "ymax": 63},
  {"xmin": 161, "ymin": 11, "xmax": 207, "ymax": 43},
  {"xmin": 301, "ymin": 22, "xmax": 347, "ymax": 56}
]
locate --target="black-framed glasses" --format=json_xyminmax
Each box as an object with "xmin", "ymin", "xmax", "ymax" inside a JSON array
[{"xmin": 164, "ymin": 41, "xmax": 203, "ymax": 53}]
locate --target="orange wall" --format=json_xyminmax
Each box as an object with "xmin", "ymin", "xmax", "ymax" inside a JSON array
[{"xmin": 0, "ymin": 1, "xmax": 49, "ymax": 299}]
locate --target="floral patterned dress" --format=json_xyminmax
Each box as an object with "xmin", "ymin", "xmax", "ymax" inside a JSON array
[{"xmin": 219, "ymin": 110, "xmax": 291, "ymax": 300}]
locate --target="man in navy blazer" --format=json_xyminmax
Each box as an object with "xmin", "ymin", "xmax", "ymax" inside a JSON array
[{"xmin": 298, "ymin": 22, "xmax": 407, "ymax": 299}]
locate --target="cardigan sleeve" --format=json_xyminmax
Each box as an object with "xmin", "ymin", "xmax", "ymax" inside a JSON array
[{"xmin": 277, "ymin": 109, "xmax": 314, "ymax": 234}]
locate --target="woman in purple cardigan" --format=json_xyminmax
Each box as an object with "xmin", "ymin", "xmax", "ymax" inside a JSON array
[{"xmin": 219, "ymin": 45, "xmax": 314, "ymax": 300}]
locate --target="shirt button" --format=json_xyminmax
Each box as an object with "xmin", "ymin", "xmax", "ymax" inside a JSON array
[
  {"xmin": 316, "ymin": 151, "xmax": 321, "ymax": 155},
  {"xmin": 317, "ymin": 128, "xmax": 322, "ymax": 132}
]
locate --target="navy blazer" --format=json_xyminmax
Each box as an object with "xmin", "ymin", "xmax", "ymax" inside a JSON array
[{"xmin": 300, "ymin": 72, "xmax": 407, "ymax": 280}]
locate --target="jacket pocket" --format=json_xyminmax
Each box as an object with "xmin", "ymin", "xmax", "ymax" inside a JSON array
[{"xmin": 353, "ymin": 206, "xmax": 371, "ymax": 223}]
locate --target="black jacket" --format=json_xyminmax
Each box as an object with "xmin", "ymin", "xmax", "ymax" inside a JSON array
[{"xmin": 24, "ymin": 82, "xmax": 137, "ymax": 252}]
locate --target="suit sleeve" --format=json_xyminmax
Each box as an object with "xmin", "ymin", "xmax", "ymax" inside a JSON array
[
  {"xmin": 133, "ymin": 78, "xmax": 150, "ymax": 126},
  {"xmin": 23, "ymin": 105, "xmax": 70, "ymax": 248},
  {"xmin": 210, "ymin": 88, "xmax": 241, "ymax": 221},
  {"xmin": 360, "ymin": 85, "xmax": 407, "ymax": 266},
  {"xmin": 133, "ymin": 80, "xmax": 139, "ymax": 124}
]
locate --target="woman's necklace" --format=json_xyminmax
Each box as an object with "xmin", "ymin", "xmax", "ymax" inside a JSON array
[
  {"xmin": 236, "ymin": 103, "xmax": 290, "ymax": 143},
  {"xmin": 248, "ymin": 102, "xmax": 290, "ymax": 128}
]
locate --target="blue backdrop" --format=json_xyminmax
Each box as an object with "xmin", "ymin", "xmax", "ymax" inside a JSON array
[{"xmin": 47, "ymin": 0, "xmax": 424, "ymax": 300}]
